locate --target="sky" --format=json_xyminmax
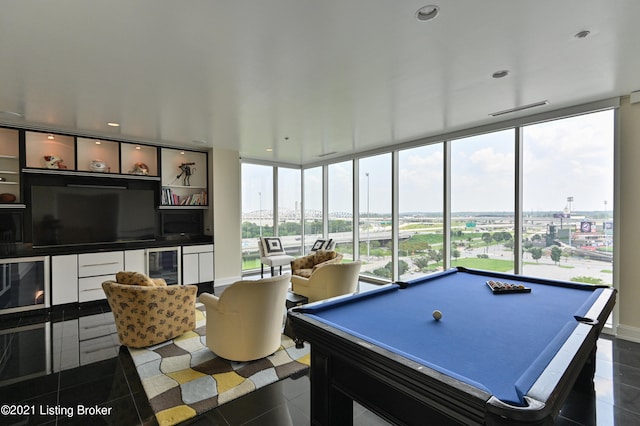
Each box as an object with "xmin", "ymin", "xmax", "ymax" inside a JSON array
[{"xmin": 242, "ymin": 109, "xmax": 614, "ymax": 215}]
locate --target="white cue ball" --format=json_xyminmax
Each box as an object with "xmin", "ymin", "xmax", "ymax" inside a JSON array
[{"xmin": 432, "ymin": 310, "xmax": 442, "ymax": 321}]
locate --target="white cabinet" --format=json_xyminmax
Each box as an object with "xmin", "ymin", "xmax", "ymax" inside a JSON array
[
  {"xmin": 77, "ymin": 252, "xmax": 123, "ymax": 277},
  {"xmin": 49, "ymin": 245, "xmax": 212, "ymax": 306},
  {"xmin": 78, "ymin": 276, "xmax": 110, "ymax": 303},
  {"xmin": 124, "ymin": 249, "xmax": 146, "ymax": 272},
  {"xmin": 182, "ymin": 252, "xmax": 199, "ymax": 285},
  {"xmin": 51, "ymin": 254, "xmax": 78, "ymax": 305},
  {"xmin": 182, "ymin": 244, "xmax": 214, "ymax": 285},
  {"xmin": 77, "ymin": 252, "xmax": 123, "ymax": 302}
]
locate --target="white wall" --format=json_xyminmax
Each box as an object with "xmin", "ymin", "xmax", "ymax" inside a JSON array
[
  {"xmin": 212, "ymin": 148, "xmax": 243, "ymax": 287},
  {"xmin": 617, "ymin": 96, "xmax": 640, "ymax": 341}
]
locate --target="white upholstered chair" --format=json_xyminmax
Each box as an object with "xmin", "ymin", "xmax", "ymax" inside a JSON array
[
  {"xmin": 199, "ymin": 274, "xmax": 290, "ymax": 361},
  {"xmin": 259, "ymin": 237, "xmax": 295, "ymax": 278},
  {"xmin": 291, "ymin": 261, "xmax": 362, "ymax": 303}
]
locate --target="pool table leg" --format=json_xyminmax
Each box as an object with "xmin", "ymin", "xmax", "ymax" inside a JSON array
[
  {"xmin": 574, "ymin": 345, "xmax": 598, "ymax": 389},
  {"xmin": 310, "ymin": 349, "xmax": 353, "ymax": 425}
]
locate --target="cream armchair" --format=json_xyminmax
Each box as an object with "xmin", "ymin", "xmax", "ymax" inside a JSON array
[
  {"xmin": 291, "ymin": 261, "xmax": 362, "ymax": 303},
  {"xmin": 199, "ymin": 274, "xmax": 290, "ymax": 361}
]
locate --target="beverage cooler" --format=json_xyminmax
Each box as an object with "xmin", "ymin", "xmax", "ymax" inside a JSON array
[
  {"xmin": 146, "ymin": 247, "xmax": 182, "ymax": 285},
  {"xmin": 0, "ymin": 256, "xmax": 49, "ymax": 315}
]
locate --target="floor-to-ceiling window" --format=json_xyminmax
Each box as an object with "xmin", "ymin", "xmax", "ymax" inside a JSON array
[
  {"xmin": 358, "ymin": 154, "xmax": 392, "ymax": 279},
  {"xmin": 398, "ymin": 144, "xmax": 444, "ymax": 281},
  {"xmin": 522, "ymin": 110, "xmax": 614, "ymax": 285},
  {"xmin": 241, "ymin": 164, "xmax": 273, "ymax": 271},
  {"xmin": 277, "ymin": 167, "xmax": 303, "ymax": 257},
  {"xmin": 450, "ymin": 130, "xmax": 516, "ymax": 273},
  {"xmin": 241, "ymin": 104, "xmax": 615, "ymax": 286},
  {"xmin": 328, "ymin": 161, "xmax": 353, "ymax": 260},
  {"xmin": 303, "ymin": 167, "xmax": 323, "ymax": 253}
]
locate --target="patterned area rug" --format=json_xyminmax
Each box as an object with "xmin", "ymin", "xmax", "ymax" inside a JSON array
[{"xmin": 128, "ymin": 305, "xmax": 311, "ymax": 426}]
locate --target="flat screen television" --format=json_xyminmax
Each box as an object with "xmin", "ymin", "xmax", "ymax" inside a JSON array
[{"xmin": 31, "ymin": 184, "xmax": 157, "ymax": 247}]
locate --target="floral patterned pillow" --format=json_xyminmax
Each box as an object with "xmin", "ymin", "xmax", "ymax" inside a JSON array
[
  {"xmin": 116, "ymin": 271, "xmax": 159, "ymax": 287},
  {"xmin": 314, "ymin": 250, "xmax": 337, "ymax": 264}
]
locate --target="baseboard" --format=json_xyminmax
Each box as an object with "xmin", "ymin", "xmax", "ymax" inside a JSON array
[{"xmin": 615, "ymin": 324, "xmax": 640, "ymax": 343}]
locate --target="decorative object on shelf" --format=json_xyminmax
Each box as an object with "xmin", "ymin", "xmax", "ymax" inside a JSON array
[
  {"xmin": 176, "ymin": 162, "xmax": 196, "ymax": 186},
  {"xmin": 43, "ymin": 155, "xmax": 67, "ymax": 169},
  {"xmin": 89, "ymin": 159, "xmax": 108, "ymax": 172},
  {"xmin": 0, "ymin": 193, "xmax": 16, "ymax": 202},
  {"xmin": 130, "ymin": 162, "xmax": 149, "ymax": 175}
]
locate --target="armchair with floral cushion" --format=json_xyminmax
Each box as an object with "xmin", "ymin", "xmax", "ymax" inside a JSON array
[
  {"xmin": 290, "ymin": 250, "xmax": 343, "ymax": 278},
  {"xmin": 102, "ymin": 271, "xmax": 198, "ymax": 348}
]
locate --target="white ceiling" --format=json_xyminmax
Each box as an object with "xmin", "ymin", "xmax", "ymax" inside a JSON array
[{"xmin": 1, "ymin": 1, "xmax": 639, "ymax": 165}]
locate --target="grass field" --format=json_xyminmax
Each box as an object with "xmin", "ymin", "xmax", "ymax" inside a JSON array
[{"xmin": 447, "ymin": 257, "xmax": 514, "ymax": 272}]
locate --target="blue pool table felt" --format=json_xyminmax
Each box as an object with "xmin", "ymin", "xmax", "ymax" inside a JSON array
[{"xmin": 301, "ymin": 269, "xmax": 604, "ymax": 406}]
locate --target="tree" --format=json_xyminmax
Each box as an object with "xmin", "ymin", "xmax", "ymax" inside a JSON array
[
  {"xmin": 452, "ymin": 249, "xmax": 461, "ymax": 262},
  {"xmin": 413, "ymin": 256, "xmax": 430, "ymax": 270},
  {"xmin": 550, "ymin": 246, "xmax": 562, "ymax": 264},
  {"xmin": 530, "ymin": 247, "xmax": 542, "ymax": 263},
  {"xmin": 482, "ymin": 233, "xmax": 492, "ymax": 253},
  {"xmin": 373, "ymin": 260, "xmax": 409, "ymax": 279},
  {"xmin": 428, "ymin": 249, "xmax": 443, "ymax": 264}
]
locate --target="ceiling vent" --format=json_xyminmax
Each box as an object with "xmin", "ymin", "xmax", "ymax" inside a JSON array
[{"xmin": 489, "ymin": 101, "xmax": 549, "ymax": 117}]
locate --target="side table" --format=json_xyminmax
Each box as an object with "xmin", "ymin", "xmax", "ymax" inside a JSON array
[{"xmin": 284, "ymin": 291, "xmax": 308, "ymax": 348}]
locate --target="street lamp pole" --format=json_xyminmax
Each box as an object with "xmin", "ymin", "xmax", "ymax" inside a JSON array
[
  {"xmin": 259, "ymin": 191, "xmax": 262, "ymax": 238},
  {"xmin": 567, "ymin": 196, "xmax": 573, "ymax": 247},
  {"xmin": 366, "ymin": 172, "xmax": 370, "ymax": 261}
]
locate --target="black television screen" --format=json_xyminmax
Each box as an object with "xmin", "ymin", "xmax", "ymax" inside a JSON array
[{"xmin": 31, "ymin": 185, "xmax": 157, "ymax": 247}]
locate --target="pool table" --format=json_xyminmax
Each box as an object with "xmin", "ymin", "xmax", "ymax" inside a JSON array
[{"xmin": 288, "ymin": 267, "xmax": 616, "ymax": 425}]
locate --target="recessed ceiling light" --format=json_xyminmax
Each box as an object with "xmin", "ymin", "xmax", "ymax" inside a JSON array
[
  {"xmin": 107, "ymin": 122, "xmax": 120, "ymax": 127},
  {"xmin": 574, "ymin": 30, "xmax": 591, "ymax": 39},
  {"xmin": 266, "ymin": 148, "xmax": 273, "ymax": 152},
  {"xmin": 492, "ymin": 70, "xmax": 509, "ymax": 79},
  {"xmin": 416, "ymin": 5, "xmax": 440, "ymax": 22}
]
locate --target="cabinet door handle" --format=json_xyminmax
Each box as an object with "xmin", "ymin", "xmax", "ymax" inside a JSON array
[{"xmin": 80, "ymin": 262, "xmax": 120, "ymax": 267}]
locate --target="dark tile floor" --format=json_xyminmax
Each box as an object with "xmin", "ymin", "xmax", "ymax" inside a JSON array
[{"xmin": 1, "ymin": 292, "xmax": 640, "ymax": 425}]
